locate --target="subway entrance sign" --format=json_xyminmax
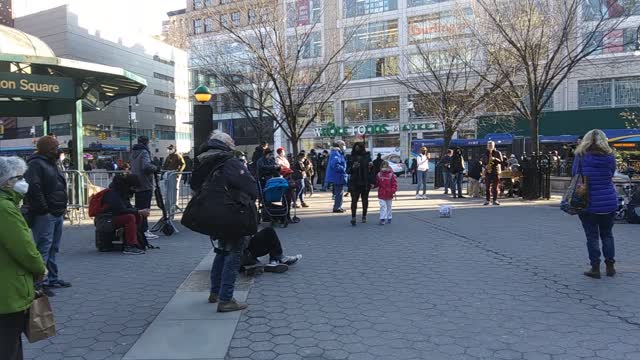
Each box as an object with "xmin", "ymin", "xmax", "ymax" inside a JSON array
[{"xmin": 0, "ymin": 73, "xmax": 75, "ymax": 100}]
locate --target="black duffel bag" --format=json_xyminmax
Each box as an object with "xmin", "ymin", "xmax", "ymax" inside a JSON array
[{"xmin": 181, "ymin": 162, "xmax": 258, "ymax": 238}]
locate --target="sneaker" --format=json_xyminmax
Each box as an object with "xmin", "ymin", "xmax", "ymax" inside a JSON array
[
  {"xmin": 386, "ymin": 219, "xmax": 392, "ymax": 224},
  {"xmin": 217, "ymin": 299, "xmax": 248, "ymax": 313},
  {"xmin": 264, "ymin": 261, "xmax": 288, "ymax": 273},
  {"xmin": 46, "ymin": 280, "xmax": 72, "ymax": 288},
  {"xmin": 145, "ymin": 231, "xmax": 159, "ymax": 239},
  {"xmin": 208, "ymin": 292, "xmax": 219, "ymax": 303},
  {"xmin": 280, "ymin": 255, "xmax": 302, "ymax": 266},
  {"xmin": 379, "ymin": 220, "xmax": 385, "ymax": 226},
  {"xmin": 415, "ymin": 194, "xmax": 422, "ymax": 200},
  {"xmin": 483, "ymin": 201, "xmax": 490, "ymax": 206},
  {"xmin": 123, "ymin": 246, "xmax": 145, "ymax": 255},
  {"xmin": 493, "ymin": 201, "xmax": 501, "ymax": 206},
  {"xmin": 422, "ymin": 194, "xmax": 429, "ymax": 199},
  {"xmin": 38, "ymin": 286, "xmax": 55, "ymax": 297}
]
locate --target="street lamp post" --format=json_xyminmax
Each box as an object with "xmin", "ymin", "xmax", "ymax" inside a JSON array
[
  {"xmin": 128, "ymin": 96, "xmax": 139, "ymax": 151},
  {"xmin": 193, "ymin": 85, "xmax": 213, "ymax": 157},
  {"xmin": 406, "ymin": 101, "xmax": 415, "ymax": 177}
]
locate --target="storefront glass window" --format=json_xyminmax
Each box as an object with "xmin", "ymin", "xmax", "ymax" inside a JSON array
[
  {"xmin": 372, "ymin": 97, "xmax": 399, "ymax": 121},
  {"xmin": 345, "ymin": 20, "xmax": 398, "ymax": 52},
  {"xmin": 343, "ymin": 99, "xmax": 370, "ymax": 122},
  {"xmin": 373, "ymin": 135, "xmax": 400, "ymax": 148}
]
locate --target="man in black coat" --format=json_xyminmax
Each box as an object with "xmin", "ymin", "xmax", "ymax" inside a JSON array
[
  {"xmin": 190, "ymin": 131, "xmax": 257, "ymax": 313},
  {"xmin": 24, "ymin": 135, "xmax": 70, "ymax": 296}
]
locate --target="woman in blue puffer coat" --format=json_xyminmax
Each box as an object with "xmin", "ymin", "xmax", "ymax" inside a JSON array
[{"xmin": 572, "ymin": 129, "xmax": 618, "ymax": 279}]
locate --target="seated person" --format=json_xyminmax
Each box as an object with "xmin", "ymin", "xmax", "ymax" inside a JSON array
[
  {"xmin": 102, "ymin": 174, "xmax": 150, "ymax": 255},
  {"xmin": 241, "ymin": 227, "xmax": 301, "ymax": 274}
]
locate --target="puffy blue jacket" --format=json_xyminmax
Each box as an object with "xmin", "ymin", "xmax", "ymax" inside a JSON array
[
  {"xmin": 325, "ymin": 148, "xmax": 347, "ymax": 185},
  {"xmin": 572, "ymin": 153, "xmax": 617, "ymax": 214}
]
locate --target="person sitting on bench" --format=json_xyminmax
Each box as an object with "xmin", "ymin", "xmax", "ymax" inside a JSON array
[{"xmin": 102, "ymin": 174, "xmax": 149, "ymax": 255}]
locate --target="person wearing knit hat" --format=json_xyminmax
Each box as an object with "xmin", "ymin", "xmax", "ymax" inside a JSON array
[
  {"xmin": 24, "ymin": 135, "xmax": 70, "ymax": 297},
  {"xmin": 0, "ymin": 156, "xmax": 47, "ymax": 359}
]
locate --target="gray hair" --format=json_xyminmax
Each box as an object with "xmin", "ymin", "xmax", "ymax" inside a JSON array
[
  {"xmin": 0, "ymin": 156, "xmax": 28, "ymax": 187},
  {"xmin": 209, "ymin": 130, "xmax": 236, "ymax": 149}
]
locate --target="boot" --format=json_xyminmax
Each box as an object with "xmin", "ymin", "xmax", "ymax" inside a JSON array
[
  {"xmin": 583, "ymin": 264, "xmax": 601, "ymax": 279},
  {"xmin": 361, "ymin": 216, "xmax": 367, "ymax": 223},
  {"xmin": 350, "ymin": 217, "xmax": 357, "ymax": 226},
  {"xmin": 208, "ymin": 292, "xmax": 218, "ymax": 303},
  {"xmin": 217, "ymin": 299, "xmax": 248, "ymax": 313},
  {"xmin": 605, "ymin": 260, "xmax": 616, "ymax": 277}
]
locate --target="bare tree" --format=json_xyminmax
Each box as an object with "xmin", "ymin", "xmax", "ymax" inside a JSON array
[
  {"xmin": 186, "ymin": 0, "xmax": 364, "ymax": 154},
  {"xmin": 467, "ymin": 0, "xmax": 632, "ymax": 154},
  {"xmin": 398, "ymin": 6, "xmax": 500, "ymax": 152}
]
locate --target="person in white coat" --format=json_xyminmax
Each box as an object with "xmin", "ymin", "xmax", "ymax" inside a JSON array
[{"xmin": 415, "ymin": 146, "xmax": 430, "ymax": 199}]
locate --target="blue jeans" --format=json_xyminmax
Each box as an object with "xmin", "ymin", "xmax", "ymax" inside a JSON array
[
  {"xmin": 333, "ymin": 184, "xmax": 344, "ymax": 211},
  {"xmin": 416, "ymin": 171, "xmax": 428, "ymax": 195},
  {"xmin": 210, "ymin": 239, "xmax": 243, "ymax": 302},
  {"xmin": 578, "ymin": 212, "xmax": 615, "ymax": 266},
  {"xmin": 442, "ymin": 170, "xmax": 452, "ymax": 193},
  {"xmin": 451, "ymin": 173, "xmax": 464, "ymax": 197},
  {"xmin": 297, "ymin": 179, "xmax": 305, "ymax": 204},
  {"xmin": 31, "ymin": 214, "xmax": 64, "ymax": 286}
]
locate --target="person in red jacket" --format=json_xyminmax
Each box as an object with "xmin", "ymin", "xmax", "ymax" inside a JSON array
[{"xmin": 375, "ymin": 161, "xmax": 398, "ymax": 226}]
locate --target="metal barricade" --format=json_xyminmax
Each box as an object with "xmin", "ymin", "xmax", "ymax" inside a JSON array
[{"xmin": 161, "ymin": 171, "xmax": 193, "ymax": 220}]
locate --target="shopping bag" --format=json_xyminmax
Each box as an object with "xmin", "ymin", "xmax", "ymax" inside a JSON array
[
  {"xmin": 560, "ymin": 158, "xmax": 588, "ymax": 215},
  {"xmin": 26, "ymin": 293, "xmax": 57, "ymax": 343}
]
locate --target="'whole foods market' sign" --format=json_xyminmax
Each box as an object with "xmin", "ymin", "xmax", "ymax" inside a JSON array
[
  {"xmin": 313, "ymin": 122, "xmax": 442, "ymax": 137},
  {"xmin": 0, "ymin": 73, "xmax": 75, "ymax": 100}
]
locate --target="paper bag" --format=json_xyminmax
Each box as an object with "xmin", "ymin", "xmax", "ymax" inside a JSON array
[{"xmin": 26, "ymin": 294, "xmax": 56, "ymax": 343}]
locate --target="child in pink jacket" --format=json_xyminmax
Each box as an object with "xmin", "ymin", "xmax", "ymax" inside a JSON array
[{"xmin": 375, "ymin": 161, "xmax": 398, "ymax": 225}]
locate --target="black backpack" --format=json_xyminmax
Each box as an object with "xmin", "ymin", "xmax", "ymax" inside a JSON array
[{"xmin": 181, "ymin": 160, "xmax": 258, "ymax": 239}]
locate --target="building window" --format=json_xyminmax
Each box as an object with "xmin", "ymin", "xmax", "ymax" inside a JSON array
[
  {"xmin": 155, "ymin": 125, "xmax": 177, "ymax": 140},
  {"xmin": 345, "ymin": 20, "xmax": 398, "ymax": 52},
  {"xmin": 288, "ymin": 32, "xmax": 322, "ymax": 58},
  {"xmin": 343, "ymin": 97, "xmax": 399, "ymax": 123},
  {"xmin": 154, "ymin": 72, "xmax": 175, "ymax": 83},
  {"xmin": 408, "ymin": 9, "xmax": 471, "ymax": 44},
  {"xmin": 248, "ymin": 9, "xmax": 257, "ymax": 23},
  {"xmin": 579, "ymin": 79, "xmax": 613, "ymax": 108},
  {"xmin": 154, "ymin": 89, "xmax": 175, "ymax": 98},
  {"xmin": 231, "ymin": 12, "xmax": 241, "ymax": 26},
  {"xmin": 582, "ymin": 0, "xmax": 640, "ymax": 21},
  {"xmin": 194, "ymin": 0, "xmax": 203, "ymax": 9},
  {"xmin": 343, "ymin": 0, "xmax": 397, "ymax": 18},
  {"xmin": 204, "ymin": 18, "xmax": 214, "ymax": 32},
  {"xmin": 220, "ymin": 14, "xmax": 229, "ymax": 28},
  {"xmin": 615, "ymin": 77, "xmax": 640, "ymax": 107},
  {"xmin": 407, "ymin": 0, "xmax": 448, "ymax": 7},
  {"xmin": 154, "ymin": 107, "xmax": 176, "ymax": 116},
  {"xmin": 345, "ymin": 56, "xmax": 399, "ymax": 80},
  {"xmin": 286, "ymin": 0, "xmax": 322, "ymax": 27},
  {"xmin": 204, "ymin": 0, "xmax": 212, "ymax": 6},
  {"xmin": 585, "ymin": 28, "xmax": 639, "ymax": 55},
  {"xmin": 299, "ymin": 103, "xmax": 334, "ymax": 125},
  {"xmin": 221, "ymin": 0, "xmax": 231, "ymax": 4},
  {"xmin": 153, "ymin": 55, "xmax": 175, "ymax": 66},
  {"xmin": 194, "ymin": 19, "xmax": 204, "ymax": 34}
]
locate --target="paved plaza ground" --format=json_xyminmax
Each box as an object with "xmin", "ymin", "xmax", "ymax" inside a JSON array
[{"xmin": 24, "ymin": 182, "xmax": 640, "ymax": 360}]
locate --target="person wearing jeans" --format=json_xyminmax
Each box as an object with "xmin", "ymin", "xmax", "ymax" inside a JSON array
[
  {"xmin": 439, "ymin": 149, "xmax": 453, "ymax": 195},
  {"xmin": 24, "ymin": 136, "xmax": 70, "ymax": 297},
  {"xmin": 415, "ymin": 147, "xmax": 430, "ymax": 199},
  {"xmin": 572, "ymin": 129, "xmax": 618, "ymax": 278},
  {"xmin": 209, "ymin": 238, "xmax": 244, "ymax": 309},
  {"xmin": 131, "ymin": 136, "xmax": 158, "ymax": 240},
  {"xmin": 326, "ymin": 141, "xmax": 347, "ymax": 213},
  {"xmin": 450, "ymin": 148, "xmax": 465, "ymax": 198}
]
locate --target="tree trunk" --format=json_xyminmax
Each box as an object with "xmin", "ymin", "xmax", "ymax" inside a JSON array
[
  {"xmin": 291, "ymin": 134, "xmax": 300, "ymax": 156},
  {"xmin": 442, "ymin": 127, "xmax": 455, "ymax": 155},
  {"xmin": 530, "ymin": 115, "xmax": 540, "ymax": 155}
]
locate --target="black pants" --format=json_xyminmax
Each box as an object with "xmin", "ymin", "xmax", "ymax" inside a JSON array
[
  {"xmin": 350, "ymin": 185, "xmax": 371, "ymax": 218},
  {"xmin": 135, "ymin": 190, "xmax": 153, "ymax": 232},
  {"xmin": 486, "ymin": 174, "xmax": 499, "ymax": 202},
  {"xmin": 0, "ymin": 311, "xmax": 27, "ymax": 360},
  {"xmin": 247, "ymin": 227, "xmax": 283, "ymax": 262},
  {"xmin": 412, "ymin": 171, "xmax": 418, "ymax": 184}
]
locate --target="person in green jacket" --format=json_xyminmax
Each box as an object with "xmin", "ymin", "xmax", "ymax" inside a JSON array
[{"xmin": 0, "ymin": 156, "xmax": 47, "ymax": 360}]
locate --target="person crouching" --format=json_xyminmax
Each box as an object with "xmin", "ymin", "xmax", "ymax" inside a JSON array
[{"xmin": 102, "ymin": 174, "xmax": 149, "ymax": 255}]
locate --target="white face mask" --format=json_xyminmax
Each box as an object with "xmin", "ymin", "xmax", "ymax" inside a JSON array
[{"xmin": 13, "ymin": 179, "xmax": 29, "ymax": 195}]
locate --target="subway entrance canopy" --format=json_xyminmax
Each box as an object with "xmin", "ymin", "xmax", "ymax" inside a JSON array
[{"xmin": 0, "ymin": 24, "xmax": 147, "ymax": 170}]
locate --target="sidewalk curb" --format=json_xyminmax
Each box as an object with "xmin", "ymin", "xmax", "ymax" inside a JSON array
[{"xmin": 123, "ymin": 250, "xmax": 254, "ymax": 360}]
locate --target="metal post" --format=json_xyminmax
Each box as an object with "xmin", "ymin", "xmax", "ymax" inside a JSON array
[
  {"xmin": 128, "ymin": 97, "xmax": 133, "ymax": 151},
  {"xmin": 42, "ymin": 115, "xmax": 50, "ymax": 135},
  {"xmin": 71, "ymin": 100, "xmax": 85, "ymax": 208}
]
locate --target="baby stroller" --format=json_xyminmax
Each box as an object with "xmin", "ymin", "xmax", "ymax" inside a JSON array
[{"xmin": 259, "ymin": 177, "xmax": 291, "ymax": 227}]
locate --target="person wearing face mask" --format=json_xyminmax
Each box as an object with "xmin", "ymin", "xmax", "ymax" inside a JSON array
[
  {"xmin": 102, "ymin": 174, "xmax": 149, "ymax": 255},
  {"xmin": 162, "ymin": 144, "xmax": 186, "ymax": 172},
  {"xmin": 326, "ymin": 140, "xmax": 348, "ymax": 213},
  {"xmin": 0, "ymin": 156, "xmax": 47, "ymax": 360},
  {"xmin": 23, "ymin": 136, "xmax": 70, "ymax": 297}
]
